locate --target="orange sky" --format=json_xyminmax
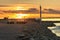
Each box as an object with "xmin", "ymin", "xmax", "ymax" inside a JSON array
[
  {"xmin": 0, "ymin": 4, "xmax": 39, "ymax": 10},
  {"xmin": 0, "ymin": 13, "xmax": 60, "ymax": 19},
  {"xmin": 0, "ymin": 4, "xmax": 39, "ymax": 19},
  {"xmin": 0, "ymin": 4, "xmax": 60, "ymax": 19},
  {"xmin": 0, "ymin": 0, "xmax": 60, "ymax": 10}
]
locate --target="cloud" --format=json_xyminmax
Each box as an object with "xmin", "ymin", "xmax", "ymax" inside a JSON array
[
  {"xmin": 27, "ymin": 8, "xmax": 39, "ymax": 13},
  {"xmin": 43, "ymin": 9, "xmax": 60, "ymax": 13},
  {"xmin": 0, "ymin": 8, "xmax": 39, "ymax": 13},
  {"xmin": 0, "ymin": 5, "xmax": 10, "ymax": 7}
]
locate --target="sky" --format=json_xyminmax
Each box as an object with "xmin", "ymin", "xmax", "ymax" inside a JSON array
[
  {"xmin": 0, "ymin": 0, "xmax": 60, "ymax": 19},
  {"xmin": 0, "ymin": 0, "xmax": 60, "ymax": 10},
  {"xmin": 41, "ymin": 0, "xmax": 60, "ymax": 10}
]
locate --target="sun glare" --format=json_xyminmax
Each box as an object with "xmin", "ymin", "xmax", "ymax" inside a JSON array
[{"xmin": 16, "ymin": 14, "xmax": 28, "ymax": 19}]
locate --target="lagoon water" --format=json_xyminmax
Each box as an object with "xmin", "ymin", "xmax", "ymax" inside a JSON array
[
  {"xmin": 42, "ymin": 18, "xmax": 60, "ymax": 37},
  {"xmin": 48, "ymin": 23, "xmax": 60, "ymax": 37}
]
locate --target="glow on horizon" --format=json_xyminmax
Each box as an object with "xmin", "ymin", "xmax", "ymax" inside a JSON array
[
  {"xmin": 0, "ymin": 13, "xmax": 60, "ymax": 19},
  {"xmin": 16, "ymin": 14, "xmax": 28, "ymax": 19}
]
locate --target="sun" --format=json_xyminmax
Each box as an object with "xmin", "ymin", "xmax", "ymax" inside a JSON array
[
  {"xmin": 16, "ymin": 14, "xmax": 28, "ymax": 19},
  {"xmin": 16, "ymin": 6, "xmax": 27, "ymax": 10}
]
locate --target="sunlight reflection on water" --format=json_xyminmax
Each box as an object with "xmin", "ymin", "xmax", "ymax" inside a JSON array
[{"xmin": 48, "ymin": 23, "xmax": 60, "ymax": 37}]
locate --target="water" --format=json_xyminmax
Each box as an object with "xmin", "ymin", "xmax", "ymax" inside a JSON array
[
  {"xmin": 0, "ymin": 24, "xmax": 25, "ymax": 40},
  {"xmin": 48, "ymin": 23, "xmax": 60, "ymax": 37}
]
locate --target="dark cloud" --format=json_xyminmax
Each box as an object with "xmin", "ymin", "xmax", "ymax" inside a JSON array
[
  {"xmin": 43, "ymin": 9, "xmax": 60, "ymax": 13},
  {"xmin": 27, "ymin": 8, "xmax": 39, "ymax": 13}
]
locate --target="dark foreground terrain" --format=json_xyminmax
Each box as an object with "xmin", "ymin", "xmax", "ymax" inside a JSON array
[{"xmin": 0, "ymin": 21, "xmax": 60, "ymax": 40}]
